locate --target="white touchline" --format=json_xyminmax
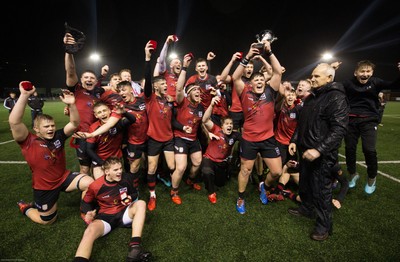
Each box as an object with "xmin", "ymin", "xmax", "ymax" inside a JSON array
[
  {"xmin": 0, "ymin": 140, "xmax": 14, "ymax": 145},
  {"xmin": 0, "ymin": 161, "xmax": 27, "ymax": 164},
  {"xmin": 339, "ymin": 154, "xmax": 400, "ymax": 183}
]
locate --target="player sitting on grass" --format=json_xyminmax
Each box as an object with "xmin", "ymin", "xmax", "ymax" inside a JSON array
[{"xmin": 73, "ymin": 157, "xmax": 151, "ymax": 262}]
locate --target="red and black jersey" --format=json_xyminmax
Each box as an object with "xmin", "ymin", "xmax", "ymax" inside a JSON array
[
  {"xmin": 19, "ymin": 130, "xmax": 70, "ymax": 190},
  {"xmin": 163, "ymin": 70, "xmax": 179, "ymax": 102},
  {"xmin": 212, "ymin": 93, "xmax": 229, "ymax": 118},
  {"xmin": 100, "ymin": 89, "xmax": 123, "ymax": 110},
  {"xmin": 204, "ymin": 125, "xmax": 241, "ymax": 162},
  {"xmin": 123, "ymin": 95, "xmax": 149, "ymax": 145},
  {"xmin": 81, "ymin": 173, "xmax": 138, "ymax": 215},
  {"xmin": 240, "ymin": 85, "xmax": 277, "ymax": 142},
  {"xmin": 274, "ymin": 103, "xmax": 302, "ymax": 145},
  {"xmin": 230, "ymin": 83, "xmax": 243, "ymax": 113},
  {"xmin": 229, "ymin": 77, "xmax": 251, "ymax": 113},
  {"xmin": 145, "ymin": 93, "xmax": 174, "ymax": 142},
  {"xmin": 185, "ymin": 74, "xmax": 218, "ymax": 109},
  {"xmin": 173, "ymin": 98, "xmax": 204, "ymax": 141},
  {"xmin": 87, "ymin": 112, "xmax": 124, "ymax": 160},
  {"xmin": 68, "ymin": 83, "xmax": 100, "ymax": 132}
]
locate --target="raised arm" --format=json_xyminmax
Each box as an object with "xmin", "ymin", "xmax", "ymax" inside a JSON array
[
  {"xmin": 254, "ymin": 55, "xmax": 273, "ymax": 82},
  {"xmin": 144, "ymin": 41, "xmax": 154, "ymax": 98},
  {"xmin": 60, "ymin": 89, "xmax": 80, "ymax": 137},
  {"xmin": 176, "ymin": 54, "xmax": 193, "ymax": 104},
  {"xmin": 202, "ymin": 96, "xmax": 221, "ymax": 131},
  {"xmin": 206, "ymin": 51, "xmax": 216, "ymax": 75},
  {"xmin": 154, "ymin": 35, "xmax": 175, "ymax": 76},
  {"xmin": 262, "ymin": 41, "xmax": 282, "ymax": 92},
  {"xmin": 232, "ymin": 43, "xmax": 259, "ymax": 96},
  {"xmin": 64, "ymin": 33, "xmax": 79, "ymax": 87},
  {"xmin": 219, "ymin": 52, "xmax": 242, "ymax": 83},
  {"xmin": 9, "ymin": 82, "xmax": 35, "ymax": 142}
]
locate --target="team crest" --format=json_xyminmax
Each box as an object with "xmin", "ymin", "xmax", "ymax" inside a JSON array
[{"xmin": 53, "ymin": 140, "xmax": 61, "ymax": 149}]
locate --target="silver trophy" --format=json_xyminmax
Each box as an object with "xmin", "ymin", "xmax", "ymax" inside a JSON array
[{"xmin": 256, "ymin": 30, "xmax": 278, "ymax": 43}]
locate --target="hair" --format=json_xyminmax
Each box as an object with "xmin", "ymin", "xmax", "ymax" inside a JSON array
[
  {"xmin": 195, "ymin": 58, "xmax": 207, "ymax": 65},
  {"xmin": 316, "ymin": 63, "xmax": 335, "ymax": 79},
  {"xmin": 33, "ymin": 114, "xmax": 54, "ymax": 128},
  {"xmin": 185, "ymin": 83, "xmax": 198, "ymax": 94},
  {"xmin": 102, "ymin": 156, "xmax": 123, "ymax": 171},
  {"xmin": 119, "ymin": 68, "xmax": 131, "ymax": 75},
  {"xmin": 93, "ymin": 101, "xmax": 108, "ymax": 111},
  {"xmin": 152, "ymin": 75, "xmax": 165, "ymax": 84},
  {"xmin": 80, "ymin": 69, "xmax": 97, "ymax": 78},
  {"xmin": 250, "ymin": 72, "xmax": 265, "ymax": 80},
  {"xmin": 299, "ymin": 79, "xmax": 312, "ymax": 86},
  {"xmin": 356, "ymin": 60, "xmax": 375, "ymax": 71},
  {"xmin": 169, "ymin": 57, "xmax": 181, "ymax": 66},
  {"xmin": 117, "ymin": 80, "xmax": 132, "ymax": 91},
  {"xmin": 109, "ymin": 72, "xmax": 120, "ymax": 80},
  {"xmin": 220, "ymin": 116, "xmax": 233, "ymax": 126}
]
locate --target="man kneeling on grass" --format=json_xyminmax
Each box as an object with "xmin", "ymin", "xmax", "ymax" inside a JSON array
[
  {"xmin": 10, "ymin": 82, "xmax": 93, "ymax": 225},
  {"xmin": 73, "ymin": 157, "xmax": 151, "ymax": 262}
]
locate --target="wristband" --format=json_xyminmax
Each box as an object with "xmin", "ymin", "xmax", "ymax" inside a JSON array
[
  {"xmin": 182, "ymin": 66, "xmax": 188, "ymax": 71},
  {"xmin": 266, "ymin": 50, "xmax": 273, "ymax": 57},
  {"xmin": 241, "ymin": 58, "xmax": 249, "ymax": 64},
  {"xmin": 240, "ymin": 58, "xmax": 250, "ymax": 67}
]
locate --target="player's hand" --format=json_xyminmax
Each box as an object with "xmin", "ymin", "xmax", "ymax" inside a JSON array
[
  {"xmin": 288, "ymin": 143, "xmax": 297, "ymax": 156},
  {"xmin": 302, "ymin": 148, "xmax": 321, "ymax": 162}
]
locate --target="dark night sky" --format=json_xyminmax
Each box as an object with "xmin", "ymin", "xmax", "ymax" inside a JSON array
[{"xmin": 1, "ymin": 0, "xmax": 399, "ymax": 96}]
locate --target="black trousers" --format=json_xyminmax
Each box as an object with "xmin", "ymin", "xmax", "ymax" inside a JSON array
[
  {"xmin": 344, "ymin": 116, "xmax": 378, "ymax": 179},
  {"xmin": 201, "ymin": 157, "xmax": 228, "ymax": 194},
  {"xmin": 298, "ymin": 154, "xmax": 335, "ymax": 234}
]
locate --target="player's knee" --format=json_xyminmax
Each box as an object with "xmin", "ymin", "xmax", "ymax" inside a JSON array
[
  {"xmin": 269, "ymin": 171, "xmax": 281, "ymax": 180},
  {"xmin": 77, "ymin": 175, "xmax": 94, "ymax": 191},
  {"xmin": 39, "ymin": 211, "xmax": 58, "ymax": 225},
  {"xmin": 239, "ymin": 167, "xmax": 252, "ymax": 177},
  {"xmin": 135, "ymin": 199, "xmax": 146, "ymax": 209}
]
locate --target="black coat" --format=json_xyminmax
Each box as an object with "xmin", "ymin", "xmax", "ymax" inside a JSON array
[{"xmin": 294, "ymin": 82, "xmax": 349, "ymax": 159}]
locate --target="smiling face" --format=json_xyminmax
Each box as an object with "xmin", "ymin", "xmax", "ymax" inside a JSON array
[
  {"xmin": 250, "ymin": 73, "xmax": 266, "ymax": 94},
  {"xmin": 284, "ymin": 89, "xmax": 297, "ymax": 106},
  {"xmin": 170, "ymin": 58, "xmax": 182, "ymax": 75},
  {"xmin": 119, "ymin": 70, "xmax": 132, "ymax": 82},
  {"xmin": 154, "ymin": 78, "xmax": 168, "ymax": 96},
  {"xmin": 243, "ymin": 63, "xmax": 254, "ymax": 78},
  {"xmin": 187, "ymin": 86, "xmax": 201, "ymax": 103},
  {"xmin": 296, "ymin": 80, "xmax": 311, "ymax": 99},
  {"xmin": 80, "ymin": 71, "xmax": 98, "ymax": 91},
  {"xmin": 354, "ymin": 65, "xmax": 374, "ymax": 85},
  {"xmin": 221, "ymin": 117, "xmax": 233, "ymax": 135},
  {"xmin": 195, "ymin": 61, "xmax": 208, "ymax": 78},
  {"xmin": 34, "ymin": 115, "xmax": 56, "ymax": 140},
  {"xmin": 93, "ymin": 103, "xmax": 111, "ymax": 124},
  {"xmin": 109, "ymin": 74, "xmax": 122, "ymax": 90},
  {"xmin": 310, "ymin": 63, "xmax": 334, "ymax": 89},
  {"xmin": 118, "ymin": 84, "xmax": 134, "ymax": 103},
  {"xmin": 104, "ymin": 161, "xmax": 123, "ymax": 182}
]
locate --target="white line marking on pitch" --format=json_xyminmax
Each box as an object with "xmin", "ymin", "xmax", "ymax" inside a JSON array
[
  {"xmin": 0, "ymin": 140, "xmax": 14, "ymax": 145},
  {"xmin": 0, "ymin": 161, "xmax": 27, "ymax": 164},
  {"xmin": 339, "ymin": 154, "xmax": 400, "ymax": 183}
]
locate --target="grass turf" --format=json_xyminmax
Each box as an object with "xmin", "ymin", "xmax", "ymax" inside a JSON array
[{"xmin": 0, "ymin": 101, "xmax": 399, "ymax": 261}]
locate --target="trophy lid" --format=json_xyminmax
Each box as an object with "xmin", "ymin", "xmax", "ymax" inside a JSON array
[{"xmin": 256, "ymin": 30, "xmax": 277, "ymax": 43}]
